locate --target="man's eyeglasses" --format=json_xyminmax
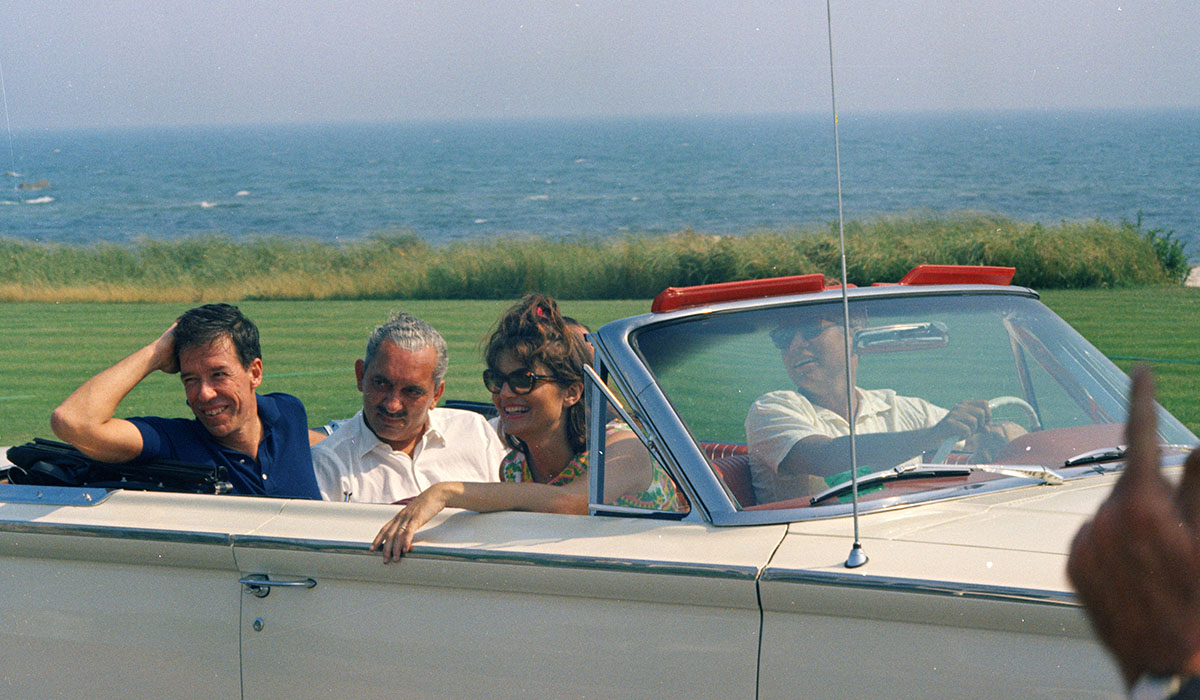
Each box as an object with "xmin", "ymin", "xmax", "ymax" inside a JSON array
[
  {"xmin": 483, "ymin": 368, "xmax": 557, "ymax": 395},
  {"xmin": 769, "ymin": 320, "xmax": 842, "ymax": 350}
]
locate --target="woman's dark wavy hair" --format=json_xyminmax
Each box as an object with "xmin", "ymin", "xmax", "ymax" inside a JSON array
[{"xmin": 485, "ymin": 294, "xmax": 590, "ymax": 454}]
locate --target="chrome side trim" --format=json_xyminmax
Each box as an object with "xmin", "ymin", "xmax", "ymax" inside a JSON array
[
  {"xmin": 231, "ymin": 534, "xmax": 760, "ymax": 580},
  {"xmin": 760, "ymin": 567, "xmax": 1079, "ymax": 607},
  {"xmin": 0, "ymin": 519, "xmax": 232, "ymax": 546},
  {"xmin": 0, "ymin": 485, "xmax": 113, "ymax": 506}
]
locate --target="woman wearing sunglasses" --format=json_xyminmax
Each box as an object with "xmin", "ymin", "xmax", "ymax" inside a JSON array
[{"xmin": 373, "ymin": 294, "xmax": 683, "ymax": 562}]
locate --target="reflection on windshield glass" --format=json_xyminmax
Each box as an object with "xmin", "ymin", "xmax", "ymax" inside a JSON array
[{"xmin": 633, "ymin": 293, "xmax": 1196, "ymax": 509}]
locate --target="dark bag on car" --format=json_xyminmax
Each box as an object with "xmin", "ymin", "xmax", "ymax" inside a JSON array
[{"xmin": 4, "ymin": 438, "xmax": 232, "ymax": 494}]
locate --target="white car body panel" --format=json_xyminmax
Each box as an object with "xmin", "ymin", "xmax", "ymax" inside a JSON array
[
  {"xmin": 1, "ymin": 489, "xmax": 784, "ymax": 699},
  {"xmin": 236, "ymin": 502, "xmax": 781, "ymax": 699},
  {"xmin": 756, "ymin": 472, "xmax": 1129, "ymax": 698},
  {"xmin": 0, "ymin": 490, "xmax": 276, "ymax": 698},
  {"xmin": 0, "ymin": 472, "xmax": 1125, "ymax": 698}
]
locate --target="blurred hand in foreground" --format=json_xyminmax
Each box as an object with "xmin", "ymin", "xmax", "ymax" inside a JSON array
[{"xmin": 1068, "ymin": 366, "xmax": 1200, "ymax": 686}]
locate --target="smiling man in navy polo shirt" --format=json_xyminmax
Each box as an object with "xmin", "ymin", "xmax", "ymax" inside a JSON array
[{"xmin": 51, "ymin": 303, "xmax": 321, "ymax": 499}]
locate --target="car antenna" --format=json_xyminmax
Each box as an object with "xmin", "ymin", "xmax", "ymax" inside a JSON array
[
  {"xmin": 824, "ymin": 0, "xmax": 867, "ymax": 569},
  {"xmin": 0, "ymin": 56, "xmax": 17, "ymax": 192}
]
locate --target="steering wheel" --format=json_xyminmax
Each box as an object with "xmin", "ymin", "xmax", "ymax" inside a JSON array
[
  {"xmin": 986, "ymin": 395, "xmax": 1040, "ymax": 432},
  {"xmin": 930, "ymin": 395, "xmax": 1040, "ymax": 463}
]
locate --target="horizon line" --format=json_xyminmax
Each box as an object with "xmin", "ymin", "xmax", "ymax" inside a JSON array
[{"xmin": 12, "ymin": 104, "xmax": 1200, "ymax": 134}]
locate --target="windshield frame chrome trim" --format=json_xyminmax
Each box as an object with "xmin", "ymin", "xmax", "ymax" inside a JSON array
[{"xmin": 591, "ymin": 332, "xmax": 715, "ymax": 523}]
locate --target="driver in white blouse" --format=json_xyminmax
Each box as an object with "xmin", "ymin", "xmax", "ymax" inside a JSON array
[{"xmin": 745, "ymin": 307, "xmax": 1011, "ymax": 503}]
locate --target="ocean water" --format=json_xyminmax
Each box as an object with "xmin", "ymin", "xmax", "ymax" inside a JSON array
[{"xmin": 2, "ymin": 109, "xmax": 1198, "ymax": 258}]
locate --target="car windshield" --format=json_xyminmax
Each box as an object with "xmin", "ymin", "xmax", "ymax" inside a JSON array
[{"xmin": 631, "ymin": 291, "xmax": 1197, "ymax": 511}]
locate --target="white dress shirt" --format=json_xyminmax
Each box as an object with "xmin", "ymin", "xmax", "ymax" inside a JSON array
[{"xmin": 312, "ymin": 407, "xmax": 505, "ymax": 503}]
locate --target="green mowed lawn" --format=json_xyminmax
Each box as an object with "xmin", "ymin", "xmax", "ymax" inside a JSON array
[
  {"xmin": 2, "ymin": 288, "xmax": 1197, "ymax": 447},
  {"xmin": 1040, "ymin": 288, "xmax": 1200, "ymax": 432}
]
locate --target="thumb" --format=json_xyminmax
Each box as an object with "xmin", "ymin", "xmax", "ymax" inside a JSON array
[{"xmin": 1113, "ymin": 366, "xmax": 1166, "ymax": 500}]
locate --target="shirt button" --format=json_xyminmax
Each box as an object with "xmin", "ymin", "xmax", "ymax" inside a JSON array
[{"xmin": 262, "ymin": 474, "xmax": 268, "ymax": 480}]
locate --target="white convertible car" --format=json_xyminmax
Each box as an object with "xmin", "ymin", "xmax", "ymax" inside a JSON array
[{"xmin": 3, "ymin": 265, "xmax": 1195, "ymax": 699}]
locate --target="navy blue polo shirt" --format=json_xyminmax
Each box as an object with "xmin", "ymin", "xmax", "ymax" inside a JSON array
[{"xmin": 130, "ymin": 392, "xmax": 321, "ymax": 499}]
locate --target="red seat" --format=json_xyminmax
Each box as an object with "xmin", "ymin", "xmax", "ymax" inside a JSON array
[{"xmin": 700, "ymin": 443, "xmax": 756, "ymax": 507}]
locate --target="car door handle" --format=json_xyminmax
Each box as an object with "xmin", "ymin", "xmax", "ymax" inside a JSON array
[{"xmin": 239, "ymin": 573, "xmax": 317, "ymax": 598}]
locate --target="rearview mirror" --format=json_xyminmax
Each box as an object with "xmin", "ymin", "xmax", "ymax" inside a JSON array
[{"xmin": 854, "ymin": 321, "xmax": 949, "ymax": 354}]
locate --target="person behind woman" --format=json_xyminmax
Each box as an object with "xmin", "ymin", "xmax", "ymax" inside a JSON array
[{"xmin": 373, "ymin": 294, "xmax": 683, "ymax": 562}]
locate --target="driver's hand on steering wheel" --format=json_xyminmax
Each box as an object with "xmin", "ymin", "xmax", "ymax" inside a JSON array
[
  {"xmin": 932, "ymin": 399, "xmax": 990, "ymax": 444},
  {"xmin": 964, "ymin": 420, "xmax": 1027, "ymax": 462}
]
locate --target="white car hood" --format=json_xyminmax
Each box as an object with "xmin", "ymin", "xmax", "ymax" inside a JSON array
[{"xmin": 769, "ymin": 469, "xmax": 1124, "ymax": 595}]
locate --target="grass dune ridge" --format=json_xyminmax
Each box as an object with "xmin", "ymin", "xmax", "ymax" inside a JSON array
[{"xmin": 0, "ymin": 213, "xmax": 1188, "ymax": 302}]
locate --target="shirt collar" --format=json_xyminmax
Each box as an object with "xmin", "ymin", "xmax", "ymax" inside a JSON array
[
  {"xmin": 193, "ymin": 393, "xmax": 268, "ymax": 461},
  {"xmin": 351, "ymin": 411, "xmax": 382, "ymax": 459},
  {"xmin": 854, "ymin": 388, "xmax": 891, "ymax": 419},
  {"xmin": 255, "ymin": 393, "xmax": 278, "ymax": 428},
  {"xmin": 351, "ymin": 408, "xmax": 442, "ymax": 457},
  {"xmin": 422, "ymin": 409, "xmax": 448, "ymax": 448},
  {"xmin": 807, "ymin": 388, "xmax": 886, "ymax": 425}
]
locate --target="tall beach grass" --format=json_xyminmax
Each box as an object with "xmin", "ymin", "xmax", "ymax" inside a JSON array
[{"xmin": 0, "ymin": 212, "xmax": 1188, "ymax": 302}]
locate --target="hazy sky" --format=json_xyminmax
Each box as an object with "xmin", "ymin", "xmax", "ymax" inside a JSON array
[{"xmin": 2, "ymin": 0, "xmax": 1197, "ymax": 129}]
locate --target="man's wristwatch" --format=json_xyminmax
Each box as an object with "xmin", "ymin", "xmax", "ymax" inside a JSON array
[{"xmin": 1131, "ymin": 675, "xmax": 1200, "ymax": 700}]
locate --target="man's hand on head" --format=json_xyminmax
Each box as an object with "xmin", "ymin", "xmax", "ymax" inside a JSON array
[{"xmin": 151, "ymin": 323, "xmax": 180, "ymax": 374}]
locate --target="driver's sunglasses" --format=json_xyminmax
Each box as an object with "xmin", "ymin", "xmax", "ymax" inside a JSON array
[
  {"xmin": 769, "ymin": 320, "xmax": 842, "ymax": 350},
  {"xmin": 483, "ymin": 368, "xmax": 557, "ymax": 395}
]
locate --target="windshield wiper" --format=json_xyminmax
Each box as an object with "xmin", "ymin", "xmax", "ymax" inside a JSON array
[
  {"xmin": 1062, "ymin": 444, "xmax": 1199, "ymax": 472},
  {"xmin": 1063, "ymin": 446, "xmax": 1127, "ymax": 468},
  {"xmin": 809, "ymin": 462, "xmax": 1064, "ymax": 506}
]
